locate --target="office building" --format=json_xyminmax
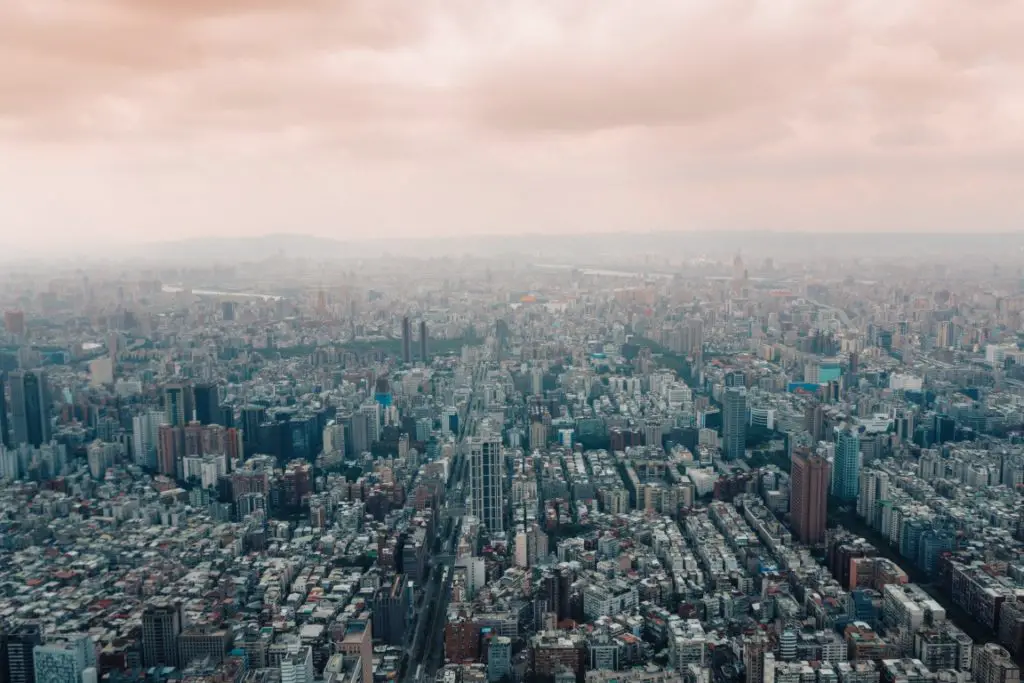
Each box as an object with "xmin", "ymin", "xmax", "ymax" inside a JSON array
[
  {"xmin": 4, "ymin": 310, "xmax": 25, "ymax": 336},
  {"xmin": 157, "ymin": 425, "xmax": 185, "ymax": 479},
  {"xmin": 937, "ymin": 321, "xmax": 955, "ymax": 348},
  {"xmin": 178, "ymin": 626, "xmax": 232, "ymax": 668},
  {"xmin": 722, "ymin": 386, "xmax": 747, "ymax": 460},
  {"xmin": 346, "ymin": 412, "xmax": 370, "ymax": 456},
  {"xmin": 401, "ymin": 316, "xmax": 412, "ymax": 364},
  {"xmin": 163, "ymin": 384, "xmax": 194, "ymax": 428},
  {"xmin": 743, "ymin": 633, "xmax": 769, "ymax": 683},
  {"xmin": 33, "ymin": 634, "xmax": 93, "ymax": 683},
  {"xmin": 419, "ymin": 320, "xmax": 428, "ymax": 362},
  {"xmin": 468, "ymin": 434, "xmax": 504, "ymax": 533},
  {"xmin": 132, "ymin": 410, "xmax": 165, "ymax": 470},
  {"xmin": 9, "ymin": 370, "xmax": 50, "ymax": 448},
  {"xmin": 323, "ymin": 422, "xmax": 345, "ymax": 455},
  {"xmin": 142, "ymin": 600, "xmax": 183, "ymax": 668},
  {"xmin": 0, "ymin": 373, "xmax": 11, "ymax": 449},
  {"xmin": 487, "ymin": 637, "xmax": 512, "ymax": 682},
  {"xmin": 193, "ymin": 383, "xmax": 220, "ymax": 425},
  {"xmin": 241, "ymin": 406, "xmax": 266, "ymax": 449},
  {"xmin": 359, "ymin": 402, "xmax": 380, "ymax": 444},
  {"xmin": 791, "ymin": 448, "xmax": 829, "ymax": 545},
  {"xmin": 832, "ymin": 428, "xmax": 861, "ymax": 501},
  {"xmin": 7, "ymin": 623, "xmax": 42, "ymax": 683},
  {"xmin": 372, "ymin": 575, "xmax": 412, "ymax": 646}
]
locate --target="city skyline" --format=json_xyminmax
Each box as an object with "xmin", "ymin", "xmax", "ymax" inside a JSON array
[{"xmin": 1, "ymin": 0, "xmax": 1023, "ymax": 250}]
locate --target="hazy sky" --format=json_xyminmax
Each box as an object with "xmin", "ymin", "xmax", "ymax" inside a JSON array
[{"xmin": 1, "ymin": 0, "xmax": 1022, "ymax": 250}]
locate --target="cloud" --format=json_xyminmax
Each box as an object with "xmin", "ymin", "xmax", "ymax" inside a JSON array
[
  {"xmin": 0, "ymin": 0, "xmax": 1023, "ymax": 246},
  {"xmin": 1, "ymin": 0, "xmax": 1022, "ymax": 151}
]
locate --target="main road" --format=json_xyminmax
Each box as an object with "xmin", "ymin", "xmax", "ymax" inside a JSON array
[{"xmin": 401, "ymin": 361, "xmax": 485, "ymax": 683}]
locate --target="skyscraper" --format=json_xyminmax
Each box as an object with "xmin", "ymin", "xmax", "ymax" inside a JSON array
[
  {"xmin": 790, "ymin": 448, "xmax": 829, "ymax": 545},
  {"xmin": 9, "ymin": 370, "xmax": 50, "ymax": 448},
  {"xmin": 0, "ymin": 373, "xmax": 11, "ymax": 449},
  {"xmin": 742, "ymin": 632, "xmax": 769, "ymax": 683},
  {"xmin": 832, "ymin": 427, "xmax": 861, "ymax": 501},
  {"xmin": 193, "ymin": 383, "xmax": 220, "ymax": 425},
  {"xmin": 419, "ymin": 320, "xmax": 428, "ymax": 362},
  {"xmin": 722, "ymin": 386, "xmax": 747, "ymax": 460},
  {"xmin": 938, "ymin": 321, "xmax": 955, "ymax": 348},
  {"xmin": 7, "ymin": 623, "xmax": 42, "ymax": 683},
  {"xmin": 142, "ymin": 600, "xmax": 183, "ymax": 668},
  {"xmin": 468, "ymin": 434, "xmax": 504, "ymax": 533},
  {"xmin": 401, "ymin": 316, "xmax": 412, "ymax": 364},
  {"xmin": 163, "ymin": 383, "xmax": 194, "ymax": 428}
]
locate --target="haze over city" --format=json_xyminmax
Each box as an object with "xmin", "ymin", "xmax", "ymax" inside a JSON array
[
  {"xmin": 4, "ymin": 3, "xmax": 1024, "ymax": 682},
  {"xmin": 1, "ymin": 0, "xmax": 1023, "ymax": 254}
]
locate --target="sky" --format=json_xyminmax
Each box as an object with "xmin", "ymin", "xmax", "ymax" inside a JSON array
[{"xmin": 0, "ymin": 0, "xmax": 1022, "ymax": 251}]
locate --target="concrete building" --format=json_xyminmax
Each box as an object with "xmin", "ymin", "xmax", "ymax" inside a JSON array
[
  {"xmin": 487, "ymin": 636, "xmax": 512, "ymax": 682},
  {"xmin": 142, "ymin": 600, "xmax": 183, "ymax": 668},
  {"xmin": 177, "ymin": 626, "xmax": 232, "ymax": 668},
  {"xmin": 280, "ymin": 646, "xmax": 314, "ymax": 683},
  {"xmin": 973, "ymin": 644, "xmax": 1020, "ymax": 683},
  {"xmin": 33, "ymin": 634, "xmax": 93, "ymax": 683},
  {"xmin": 722, "ymin": 387, "xmax": 747, "ymax": 460},
  {"xmin": 468, "ymin": 434, "xmax": 504, "ymax": 534},
  {"xmin": 832, "ymin": 428, "xmax": 861, "ymax": 501},
  {"xmin": 790, "ymin": 448, "xmax": 829, "ymax": 545}
]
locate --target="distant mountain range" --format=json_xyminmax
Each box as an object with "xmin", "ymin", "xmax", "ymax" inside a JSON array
[
  {"xmin": 134, "ymin": 230, "xmax": 1024, "ymax": 264},
  {"xmin": 5, "ymin": 230, "xmax": 1022, "ymax": 266}
]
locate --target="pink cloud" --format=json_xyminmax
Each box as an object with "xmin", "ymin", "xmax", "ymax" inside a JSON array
[{"xmin": 0, "ymin": 0, "xmax": 1022, "ymax": 246}]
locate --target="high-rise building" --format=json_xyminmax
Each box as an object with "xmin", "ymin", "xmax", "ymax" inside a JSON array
[
  {"xmin": 323, "ymin": 422, "xmax": 345, "ymax": 455},
  {"xmin": 722, "ymin": 386, "xmax": 747, "ymax": 460},
  {"xmin": 487, "ymin": 636, "xmax": 512, "ymax": 682},
  {"xmin": 346, "ymin": 412, "xmax": 370, "ymax": 456},
  {"xmin": 858, "ymin": 469, "xmax": 890, "ymax": 529},
  {"xmin": 221, "ymin": 301, "xmax": 235, "ymax": 321},
  {"xmin": 193, "ymin": 383, "xmax": 220, "ymax": 425},
  {"xmin": 743, "ymin": 633, "xmax": 769, "ymax": 683},
  {"xmin": 338, "ymin": 617, "xmax": 373, "ymax": 683},
  {"xmin": 937, "ymin": 321, "xmax": 955, "ymax": 349},
  {"xmin": 163, "ymin": 384, "xmax": 194, "ymax": 428},
  {"xmin": 132, "ymin": 410, "xmax": 165, "ymax": 470},
  {"xmin": 7, "ymin": 623, "xmax": 42, "ymax": 683},
  {"xmin": 468, "ymin": 434, "xmax": 504, "ymax": 533},
  {"xmin": 33, "ymin": 634, "xmax": 94, "ymax": 683},
  {"xmin": 790, "ymin": 448, "xmax": 829, "ymax": 545},
  {"xmin": 157, "ymin": 425, "xmax": 185, "ymax": 478},
  {"xmin": 359, "ymin": 402, "xmax": 380, "ymax": 444},
  {"xmin": 279, "ymin": 646, "xmax": 314, "ymax": 683},
  {"xmin": 401, "ymin": 316, "xmax": 412, "ymax": 364},
  {"xmin": 241, "ymin": 406, "xmax": 266, "ymax": 450},
  {"xmin": 419, "ymin": 320, "xmax": 428, "ymax": 362},
  {"xmin": 832, "ymin": 428, "xmax": 861, "ymax": 501},
  {"xmin": 0, "ymin": 373, "xmax": 11, "ymax": 449},
  {"xmin": 973, "ymin": 643, "xmax": 1019, "ymax": 683},
  {"xmin": 4, "ymin": 310, "xmax": 26, "ymax": 337},
  {"xmin": 142, "ymin": 600, "xmax": 182, "ymax": 668},
  {"xmin": 9, "ymin": 370, "xmax": 50, "ymax": 448}
]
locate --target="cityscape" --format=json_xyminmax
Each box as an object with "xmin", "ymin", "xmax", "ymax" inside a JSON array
[
  {"xmin": 0, "ymin": 239, "xmax": 1022, "ymax": 683},
  {"xmin": 2, "ymin": 2, "xmax": 1024, "ymax": 683}
]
